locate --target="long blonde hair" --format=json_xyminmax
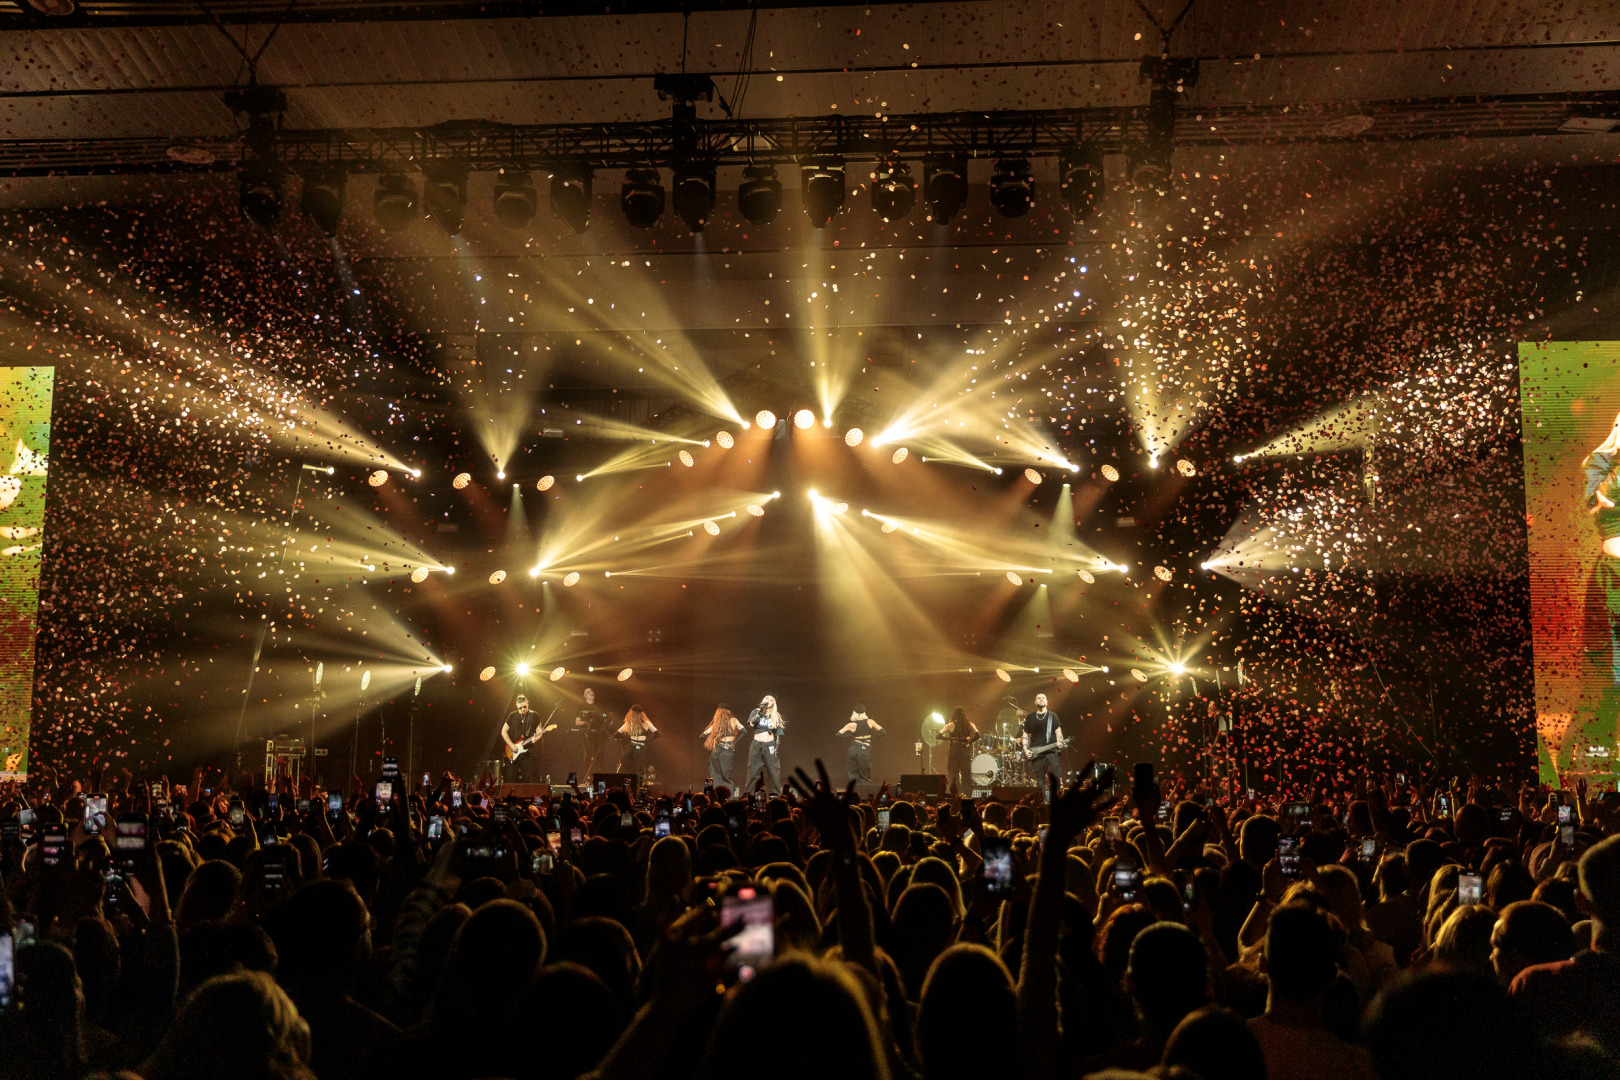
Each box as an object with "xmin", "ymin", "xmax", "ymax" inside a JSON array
[
  {"xmin": 760, "ymin": 694, "xmax": 785, "ymax": 727},
  {"xmin": 622, "ymin": 705, "xmax": 650, "ymax": 736},
  {"xmin": 704, "ymin": 706, "xmax": 739, "ymax": 750}
]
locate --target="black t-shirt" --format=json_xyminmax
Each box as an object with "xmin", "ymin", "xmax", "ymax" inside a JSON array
[
  {"xmin": 1021, "ymin": 709, "xmax": 1059, "ymax": 747},
  {"xmin": 506, "ymin": 709, "xmax": 534, "ymax": 737}
]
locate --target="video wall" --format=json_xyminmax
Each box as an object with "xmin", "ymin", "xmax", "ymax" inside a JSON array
[
  {"xmin": 0, "ymin": 367, "xmax": 52, "ymax": 778},
  {"xmin": 1520, "ymin": 342, "xmax": 1620, "ymax": 784}
]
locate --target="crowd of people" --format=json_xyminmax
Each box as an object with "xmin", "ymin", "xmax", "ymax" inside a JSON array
[{"xmin": 0, "ymin": 758, "xmax": 1617, "ymax": 1080}]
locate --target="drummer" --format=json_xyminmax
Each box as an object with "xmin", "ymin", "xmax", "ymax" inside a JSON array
[{"xmin": 939, "ymin": 706, "xmax": 981, "ymax": 792}]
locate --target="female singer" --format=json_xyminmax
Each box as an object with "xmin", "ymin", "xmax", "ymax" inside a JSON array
[
  {"xmin": 837, "ymin": 705, "xmax": 885, "ymax": 788},
  {"xmin": 700, "ymin": 704, "xmax": 743, "ymax": 789},
  {"xmin": 743, "ymin": 695, "xmax": 784, "ymax": 793},
  {"xmin": 616, "ymin": 704, "xmax": 660, "ymax": 774},
  {"xmin": 939, "ymin": 706, "xmax": 980, "ymax": 792}
]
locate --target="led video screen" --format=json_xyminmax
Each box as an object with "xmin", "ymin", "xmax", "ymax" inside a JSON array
[
  {"xmin": 0, "ymin": 367, "xmax": 52, "ymax": 778},
  {"xmin": 1521, "ymin": 342, "xmax": 1620, "ymax": 785}
]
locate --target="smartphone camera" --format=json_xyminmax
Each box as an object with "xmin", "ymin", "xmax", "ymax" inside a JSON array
[
  {"xmin": 982, "ymin": 836, "xmax": 1014, "ymax": 897},
  {"xmin": 228, "ymin": 800, "xmax": 245, "ymax": 828},
  {"xmin": 427, "ymin": 816, "xmax": 446, "ymax": 841},
  {"xmin": 1278, "ymin": 836, "xmax": 1302, "ymax": 878},
  {"xmin": 114, "ymin": 815, "xmax": 147, "ymax": 873},
  {"xmin": 569, "ymin": 826, "xmax": 583, "ymax": 845},
  {"xmin": 654, "ymin": 811, "xmax": 671, "ymax": 839},
  {"xmin": 375, "ymin": 781, "xmax": 394, "ymax": 807},
  {"xmin": 720, "ymin": 885, "xmax": 775, "ymax": 982},
  {"xmin": 1104, "ymin": 817, "xmax": 1122, "ymax": 843},
  {"xmin": 85, "ymin": 795, "xmax": 108, "ymax": 835},
  {"xmin": 876, "ymin": 808, "xmax": 891, "ymax": 830},
  {"xmin": 1360, "ymin": 837, "xmax": 1377, "ymax": 863},
  {"xmin": 1457, "ymin": 872, "xmax": 1484, "ymax": 905},
  {"xmin": 533, "ymin": 852, "xmax": 553, "ymax": 876},
  {"xmin": 1557, "ymin": 804, "xmax": 1573, "ymax": 825},
  {"xmin": 327, "ymin": 792, "xmax": 344, "ymax": 819}
]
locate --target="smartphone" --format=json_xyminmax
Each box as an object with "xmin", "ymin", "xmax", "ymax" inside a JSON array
[
  {"xmin": 150, "ymin": 781, "xmax": 164, "ymax": 799},
  {"xmin": 655, "ymin": 811, "xmax": 671, "ymax": 838},
  {"xmin": 595, "ymin": 780, "xmax": 607, "ymax": 796},
  {"xmin": 85, "ymin": 794, "xmax": 108, "ymax": 835},
  {"xmin": 327, "ymin": 791, "xmax": 344, "ymax": 819},
  {"xmin": 1497, "ymin": 806, "xmax": 1514, "ymax": 824},
  {"xmin": 18, "ymin": 808, "xmax": 34, "ymax": 836},
  {"xmin": 876, "ymin": 808, "xmax": 890, "ymax": 829},
  {"xmin": 1396, "ymin": 772, "xmax": 1407, "ymax": 786},
  {"xmin": 720, "ymin": 886, "xmax": 775, "ymax": 981},
  {"xmin": 421, "ymin": 772, "xmax": 430, "ymax": 789},
  {"xmin": 704, "ymin": 778, "xmax": 715, "ymax": 797},
  {"xmin": 41, "ymin": 824, "xmax": 67, "ymax": 867},
  {"xmin": 382, "ymin": 757, "xmax": 399, "ymax": 778},
  {"xmin": 114, "ymin": 815, "xmax": 147, "ymax": 872},
  {"xmin": 297, "ymin": 798, "xmax": 311, "ymax": 814},
  {"xmin": 982, "ymin": 835, "xmax": 1014, "ymax": 897},
  {"xmin": 1181, "ymin": 877, "xmax": 1197, "ymax": 909},
  {"xmin": 1437, "ymin": 793, "xmax": 1452, "ymax": 816},
  {"xmin": 0, "ymin": 820, "xmax": 15, "ymax": 842},
  {"xmin": 491, "ymin": 805, "xmax": 509, "ymax": 825},
  {"xmin": 0, "ymin": 932, "xmax": 13, "ymax": 1011},
  {"xmin": 754, "ymin": 791, "xmax": 767, "ymax": 814},
  {"xmin": 427, "ymin": 815, "xmax": 446, "ymax": 840},
  {"xmin": 267, "ymin": 793, "xmax": 280, "ymax": 814},
  {"xmin": 1155, "ymin": 802, "xmax": 1171, "ymax": 823},
  {"xmin": 1038, "ymin": 825, "xmax": 1049, "ymax": 849},
  {"xmin": 1278, "ymin": 836, "xmax": 1302, "ymax": 877},
  {"xmin": 262, "ymin": 845, "xmax": 288, "ymax": 893},
  {"xmin": 1111, "ymin": 865, "xmax": 1142, "ymax": 902},
  {"xmin": 1457, "ymin": 872, "xmax": 1483, "ymax": 905},
  {"xmin": 1560, "ymin": 824, "xmax": 1576, "ymax": 850},
  {"xmin": 877, "ymin": 791, "xmax": 890, "ymax": 807},
  {"xmin": 1284, "ymin": 802, "xmax": 1311, "ymax": 826},
  {"xmin": 1557, "ymin": 804, "xmax": 1573, "ymax": 825},
  {"xmin": 567, "ymin": 772, "xmax": 578, "ymax": 786},
  {"xmin": 545, "ymin": 830, "xmax": 562, "ymax": 855},
  {"xmin": 683, "ymin": 794, "xmax": 694, "ymax": 816},
  {"xmin": 451, "ymin": 789, "xmax": 463, "ymax": 809},
  {"xmin": 1360, "ymin": 837, "xmax": 1377, "ymax": 862},
  {"xmin": 533, "ymin": 852, "xmax": 553, "ymax": 875},
  {"xmin": 375, "ymin": 781, "xmax": 394, "ymax": 807},
  {"xmin": 228, "ymin": 800, "xmax": 245, "ymax": 828},
  {"xmin": 620, "ymin": 811, "xmax": 634, "ymax": 829},
  {"xmin": 1104, "ymin": 816, "xmax": 1122, "ymax": 843}
]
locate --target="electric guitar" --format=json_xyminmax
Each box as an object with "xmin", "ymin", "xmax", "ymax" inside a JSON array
[
  {"xmin": 1025, "ymin": 737, "xmax": 1069, "ymax": 760},
  {"xmin": 504, "ymin": 723, "xmax": 558, "ymax": 761}
]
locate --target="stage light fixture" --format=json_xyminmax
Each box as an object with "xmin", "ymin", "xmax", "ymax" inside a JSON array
[
  {"xmin": 923, "ymin": 155, "xmax": 969, "ymax": 224},
  {"xmin": 299, "ymin": 169, "xmax": 346, "ymax": 236},
  {"xmin": 738, "ymin": 164, "xmax": 784, "ymax": 225},
  {"xmin": 1024, "ymin": 468, "xmax": 1042, "ymax": 484},
  {"xmin": 550, "ymin": 165, "xmax": 593, "ymax": 233},
  {"xmin": 1005, "ymin": 571, "xmax": 1023, "ymax": 585},
  {"xmin": 621, "ymin": 168, "xmax": 665, "ymax": 228},
  {"xmin": 1129, "ymin": 59, "xmax": 1190, "ymax": 195},
  {"xmin": 881, "ymin": 520, "xmax": 897, "ymax": 533},
  {"xmin": 411, "ymin": 567, "xmax": 430, "ymax": 583},
  {"xmin": 703, "ymin": 520, "xmax": 720, "ymax": 535},
  {"xmin": 678, "ymin": 450, "xmax": 695, "ymax": 467},
  {"xmin": 529, "ymin": 566, "xmax": 541, "ymax": 577},
  {"xmin": 492, "ymin": 168, "xmax": 538, "ymax": 230},
  {"xmin": 1058, "ymin": 146, "xmax": 1105, "ymax": 221},
  {"xmin": 549, "ymin": 666, "xmax": 567, "ymax": 681},
  {"xmin": 27, "ymin": 0, "xmax": 76, "ymax": 14},
  {"xmin": 366, "ymin": 470, "xmax": 388, "ymax": 487},
  {"xmin": 844, "ymin": 428, "xmax": 863, "ymax": 447},
  {"xmin": 1154, "ymin": 565, "xmax": 1172, "ymax": 581},
  {"xmin": 755, "ymin": 410, "xmax": 777, "ymax": 430},
  {"xmin": 423, "ymin": 162, "xmax": 469, "ymax": 236},
  {"xmin": 1100, "ymin": 464, "xmax": 1119, "ymax": 482},
  {"xmin": 832, "ymin": 502, "xmax": 849, "ymax": 515},
  {"xmin": 373, "ymin": 173, "xmax": 419, "ymax": 232},
  {"xmin": 489, "ymin": 570, "xmax": 507, "ymax": 584},
  {"xmin": 238, "ymin": 161, "xmax": 285, "ymax": 231},
  {"xmin": 441, "ymin": 664, "xmax": 453, "ymax": 673},
  {"xmin": 989, "ymin": 158, "xmax": 1033, "ymax": 218},
  {"xmin": 479, "ymin": 666, "xmax": 496, "ymax": 681},
  {"xmin": 563, "ymin": 572, "xmax": 580, "ymax": 587},
  {"xmin": 452, "ymin": 472, "xmax": 471, "ymax": 489},
  {"xmin": 800, "ymin": 161, "xmax": 846, "ymax": 229},
  {"xmin": 445, "ymin": 566, "xmax": 456, "ymax": 575},
  {"xmin": 672, "ymin": 164, "xmax": 716, "ymax": 232},
  {"xmin": 1149, "ymin": 454, "xmax": 1160, "ymax": 470},
  {"xmin": 617, "ymin": 668, "xmax": 633, "ymax": 681},
  {"xmin": 793, "ymin": 408, "xmax": 815, "ymax": 430},
  {"xmin": 1062, "ymin": 668, "xmax": 1080, "ymax": 683},
  {"xmin": 716, "ymin": 431, "xmax": 735, "ymax": 449},
  {"xmin": 746, "ymin": 504, "xmax": 765, "ymax": 517},
  {"xmin": 536, "ymin": 475, "xmax": 555, "ymax": 491},
  {"xmin": 1177, "ymin": 458, "xmax": 1196, "ymax": 476},
  {"xmin": 891, "ymin": 447, "xmax": 909, "ymax": 464},
  {"xmin": 1131, "ymin": 668, "xmax": 1148, "ymax": 682},
  {"xmin": 1077, "ymin": 569, "xmax": 1095, "ymax": 584},
  {"xmin": 995, "ymin": 668, "xmax": 1012, "ymax": 683},
  {"xmin": 870, "ymin": 159, "xmax": 916, "ymax": 221}
]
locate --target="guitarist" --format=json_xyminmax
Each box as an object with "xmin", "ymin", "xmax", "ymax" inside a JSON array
[
  {"xmin": 1019, "ymin": 693, "xmax": 1065, "ymax": 795},
  {"xmin": 501, "ymin": 695, "xmax": 542, "ymax": 781},
  {"xmin": 939, "ymin": 706, "xmax": 980, "ymax": 791}
]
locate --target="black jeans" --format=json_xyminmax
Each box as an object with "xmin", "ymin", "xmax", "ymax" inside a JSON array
[
  {"xmin": 847, "ymin": 744, "xmax": 872, "ymax": 787},
  {"xmin": 947, "ymin": 750, "xmax": 973, "ymax": 791},
  {"xmin": 745, "ymin": 739, "xmax": 781, "ymax": 793},
  {"xmin": 708, "ymin": 745, "xmax": 736, "ymax": 789},
  {"xmin": 1030, "ymin": 750, "xmax": 1062, "ymax": 795}
]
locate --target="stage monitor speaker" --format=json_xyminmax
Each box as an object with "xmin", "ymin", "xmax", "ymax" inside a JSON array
[
  {"xmin": 496, "ymin": 783, "xmax": 552, "ymax": 801},
  {"xmin": 592, "ymin": 772, "xmax": 639, "ymax": 796},
  {"xmin": 897, "ymin": 774, "xmax": 945, "ymax": 797},
  {"xmin": 992, "ymin": 784, "xmax": 1038, "ymax": 803}
]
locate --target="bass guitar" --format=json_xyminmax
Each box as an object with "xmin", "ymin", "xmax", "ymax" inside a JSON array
[{"xmin": 1024, "ymin": 737, "xmax": 1069, "ymax": 760}]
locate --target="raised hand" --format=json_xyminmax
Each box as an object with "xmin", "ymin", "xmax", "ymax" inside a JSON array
[
  {"xmin": 787, "ymin": 759, "xmax": 857, "ymax": 854},
  {"xmin": 1046, "ymin": 762, "xmax": 1111, "ymax": 848}
]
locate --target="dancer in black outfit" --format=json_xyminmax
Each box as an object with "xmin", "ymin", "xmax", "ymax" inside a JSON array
[
  {"xmin": 700, "ymin": 704, "xmax": 742, "ymax": 790},
  {"xmin": 743, "ymin": 694, "xmax": 784, "ymax": 793},
  {"xmin": 837, "ymin": 706, "xmax": 885, "ymax": 788}
]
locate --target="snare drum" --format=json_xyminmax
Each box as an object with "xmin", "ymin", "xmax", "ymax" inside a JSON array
[{"xmin": 970, "ymin": 752, "xmax": 999, "ymax": 786}]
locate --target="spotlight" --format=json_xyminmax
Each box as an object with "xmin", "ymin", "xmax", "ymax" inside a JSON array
[
  {"xmin": 549, "ymin": 666, "xmax": 567, "ymax": 682},
  {"xmin": 1149, "ymin": 454, "xmax": 1159, "ymax": 469},
  {"xmin": 489, "ymin": 570, "xmax": 507, "ymax": 584},
  {"xmin": 755, "ymin": 409, "xmax": 777, "ymax": 430},
  {"xmin": 536, "ymin": 475, "xmax": 555, "ymax": 491},
  {"xmin": 1077, "ymin": 569, "xmax": 1095, "ymax": 584},
  {"xmin": 746, "ymin": 504, "xmax": 765, "ymax": 516},
  {"xmin": 678, "ymin": 450, "xmax": 695, "ymax": 467},
  {"xmin": 492, "ymin": 168, "xmax": 538, "ymax": 230},
  {"xmin": 479, "ymin": 666, "xmax": 496, "ymax": 681},
  {"xmin": 1100, "ymin": 464, "xmax": 1120, "ymax": 482},
  {"xmin": 1062, "ymin": 668, "xmax": 1080, "ymax": 683},
  {"xmin": 516, "ymin": 663, "xmax": 531, "ymax": 676},
  {"xmin": 441, "ymin": 664, "xmax": 453, "ymax": 673},
  {"xmin": 703, "ymin": 520, "xmax": 720, "ymax": 535},
  {"xmin": 891, "ymin": 447, "xmax": 909, "ymax": 464},
  {"xmin": 617, "ymin": 668, "xmax": 633, "ymax": 681},
  {"xmin": 374, "ymin": 173, "xmax": 418, "ymax": 232},
  {"xmin": 411, "ymin": 567, "xmax": 430, "ymax": 583},
  {"xmin": 1131, "ymin": 668, "xmax": 1148, "ymax": 682},
  {"xmin": 793, "ymin": 409, "xmax": 815, "ymax": 430},
  {"xmin": 445, "ymin": 566, "xmax": 456, "ymax": 575},
  {"xmin": 1058, "ymin": 146, "xmax": 1105, "ymax": 221},
  {"xmin": 550, "ymin": 165, "xmax": 593, "ymax": 233},
  {"xmin": 716, "ymin": 431, "xmax": 735, "ymax": 449},
  {"xmin": 989, "ymin": 158, "xmax": 1033, "ymax": 218},
  {"xmin": 844, "ymin": 428, "xmax": 863, "ymax": 447},
  {"xmin": 672, "ymin": 164, "xmax": 716, "ymax": 232},
  {"xmin": 1176, "ymin": 458, "xmax": 1196, "ymax": 477},
  {"xmin": 237, "ymin": 161, "xmax": 285, "ymax": 230},
  {"xmin": 1154, "ymin": 566, "xmax": 1173, "ymax": 581},
  {"xmin": 1005, "ymin": 571, "xmax": 1023, "ymax": 585},
  {"xmin": 995, "ymin": 668, "xmax": 1012, "ymax": 683},
  {"xmin": 621, "ymin": 168, "xmax": 665, "ymax": 229},
  {"xmin": 1168, "ymin": 661, "xmax": 1186, "ymax": 675},
  {"xmin": 738, "ymin": 164, "xmax": 784, "ymax": 225},
  {"xmin": 832, "ymin": 502, "xmax": 849, "ymax": 515},
  {"xmin": 299, "ymin": 168, "xmax": 345, "ymax": 236},
  {"xmin": 563, "ymin": 572, "xmax": 580, "ymax": 587},
  {"xmin": 452, "ymin": 472, "xmax": 471, "ymax": 489},
  {"xmin": 923, "ymin": 155, "xmax": 968, "ymax": 224},
  {"xmin": 529, "ymin": 566, "xmax": 541, "ymax": 577},
  {"xmin": 870, "ymin": 159, "xmax": 916, "ymax": 221},
  {"xmin": 367, "ymin": 470, "xmax": 388, "ymax": 487},
  {"xmin": 800, "ymin": 161, "xmax": 846, "ymax": 229},
  {"xmin": 1024, "ymin": 468, "xmax": 1042, "ymax": 485},
  {"xmin": 423, "ymin": 162, "xmax": 469, "ymax": 236}
]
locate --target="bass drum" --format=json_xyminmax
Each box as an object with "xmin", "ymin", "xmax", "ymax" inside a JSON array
[{"xmin": 970, "ymin": 752, "xmax": 1000, "ymax": 786}]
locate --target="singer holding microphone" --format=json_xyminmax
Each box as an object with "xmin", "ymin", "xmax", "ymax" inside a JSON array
[{"xmin": 743, "ymin": 694, "xmax": 784, "ymax": 793}]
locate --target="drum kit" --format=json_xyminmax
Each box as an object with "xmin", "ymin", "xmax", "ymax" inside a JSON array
[{"xmin": 970, "ymin": 734, "xmax": 1035, "ymax": 786}]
